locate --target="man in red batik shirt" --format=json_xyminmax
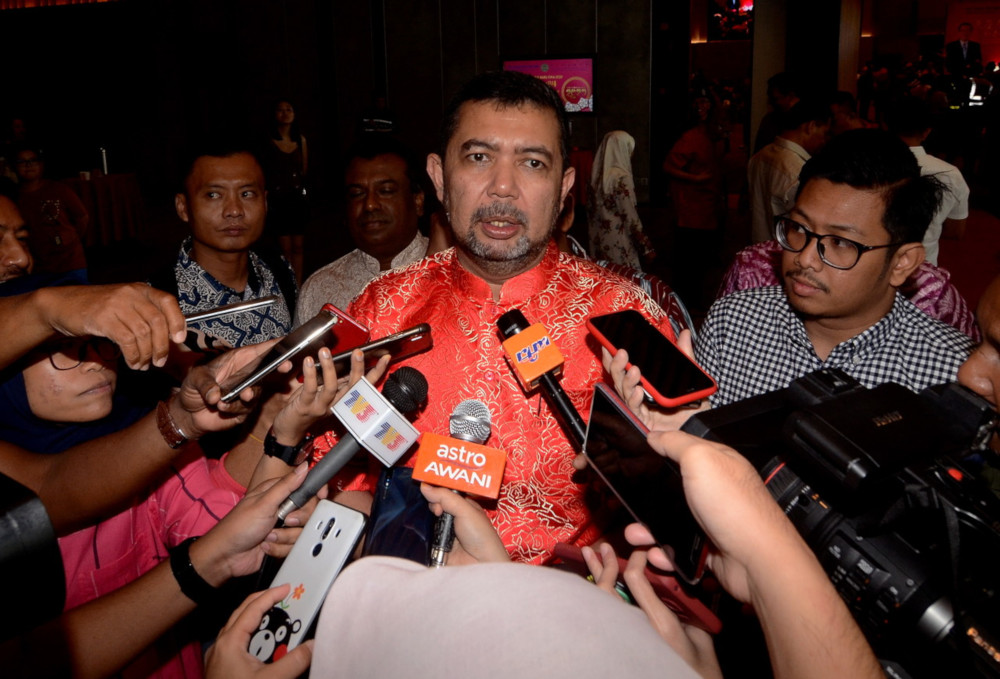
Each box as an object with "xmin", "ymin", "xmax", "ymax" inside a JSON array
[{"xmin": 315, "ymin": 71, "xmax": 673, "ymax": 563}]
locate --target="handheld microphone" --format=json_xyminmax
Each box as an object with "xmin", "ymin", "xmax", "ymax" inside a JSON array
[
  {"xmin": 427, "ymin": 400, "xmax": 492, "ymax": 568},
  {"xmin": 275, "ymin": 367, "xmax": 428, "ymax": 522},
  {"xmin": 497, "ymin": 309, "xmax": 586, "ymax": 447}
]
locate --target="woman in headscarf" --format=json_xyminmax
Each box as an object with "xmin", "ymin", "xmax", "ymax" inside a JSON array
[{"xmin": 588, "ymin": 131, "xmax": 656, "ymax": 271}]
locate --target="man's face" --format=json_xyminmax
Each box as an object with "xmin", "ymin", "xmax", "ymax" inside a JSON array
[
  {"xmin": 175, "ymin": 152, "xmax": 266, "ymax": 255},
  {"xmin": 0, "ymin": 196, "xmax": 32, "ymax": 281},
  {"xmin": 781, "ymin": 178, "xmax": 913, "ymax": 327},
  {"xmin": 427, "ymin": 101, "xmax": 574, "ymax": 283},
  {"xmin": 959, "ymin": 24, "xmax": 973, "ymax": 41},
  {"xmin": 345, "ymin": 154, "xmax": 424, "ymax": 265},
  {"xmin": 14, "ymin": 149, "xmax": 43, "ymax": 183},
  {"xmin": 959, "ymin": 277, "xmax": 1000, "ymax": 410}
]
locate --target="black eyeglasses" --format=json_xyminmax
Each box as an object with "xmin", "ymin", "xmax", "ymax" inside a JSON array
[
  {"xmin": 774, "ymin": 216, "xmax": 900, "ymax": 270},
  {"xmin": 15, "ymin": 158, "xmax": 40, "ymax": 167},
  {"xmin": 47, "ymin": 337, "xmax": 121, "ymax": 371}
]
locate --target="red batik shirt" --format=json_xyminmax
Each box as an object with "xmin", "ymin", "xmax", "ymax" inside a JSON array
[{"xmin": 311, "ymin": 242, "xmax": 673, "ymax": 563}]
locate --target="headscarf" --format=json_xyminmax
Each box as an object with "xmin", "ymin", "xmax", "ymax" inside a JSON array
[{"xmin": 590, "ymin": 130, "xmax": 636, "ymax": 205}]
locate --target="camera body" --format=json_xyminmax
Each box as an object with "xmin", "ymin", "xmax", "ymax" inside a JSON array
[{"xmin": 683, "ymin": 369, "xmax": 1000, "ymax": 678}]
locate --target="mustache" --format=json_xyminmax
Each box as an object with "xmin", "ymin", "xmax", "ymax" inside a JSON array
[
  {"xmin": 471, "ymin": 202, "xmax": 529, "ymax": 226},
  {"xmin": 785, "ymin": 268, "xmax": 830, "ymax": 293}
]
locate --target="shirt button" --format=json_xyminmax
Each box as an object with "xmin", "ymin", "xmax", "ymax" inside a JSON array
[
  {"xmin": 485, "ymin": 372, "xmax": 495, "ymax": 381},
  {"xmin": 851, "ymin": 354, "xmax": 862, "ymax": 365}
]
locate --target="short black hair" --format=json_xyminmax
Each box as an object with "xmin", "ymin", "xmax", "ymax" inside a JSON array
[
  {"xmin": 767, "ymin": 72, "xmax": 804, "ymax": 97},
  {"xmin": 177, "ymin": 137, "xmax": 261, "ymax": 195},
  {"xmin": 797, "ymin": 128, "xmax": 942, "ymax": 244},
  {"xmin": 958, "ymin": 22, "xmax": 973, "ymax": 31},
  {"xmin": 343, "ymin": 135, "xmax": 424, "ymax": 194},
  {"xmin": 438, "ymin": 70, "xmax": 570, "ymax": 169},
  {"xmin": 778, "ymin": 98, "xmax": 832, "ymax": 132},
  {"xmin": 884, "ymin": 97, "xmax": 932, "ymax": 138}
]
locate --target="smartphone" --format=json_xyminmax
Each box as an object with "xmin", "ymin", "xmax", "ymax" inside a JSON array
[
  {"xmin": 583, "ymin": 383, "xmax": 710, "ymax": 585},
  {"xmin": 220, "ymin": 304, "xmax": 370, "ymax": 403},
  {"xmin": 587, "ymin": 309, "xmax": 716, "ymax": 408},
  {"xmin": 551, "ymin": 542, "xmax": 721, "ymax": 634},
  {"xmin": 249, "ymin": 500, "xmax": 366, "ymax": 663},
  {"xmin": 182, "ymin": 295, "xmax": 281, "ymax": 324},
  {"xmin": 318, "ymin": 324, "xmax": 433, "ymax": 375}
]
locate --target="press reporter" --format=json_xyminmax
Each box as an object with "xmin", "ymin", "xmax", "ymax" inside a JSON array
[
  {"xmin": 0, "ymin": 337, "xmax": 273, "ymax": 534},
  {"xmin": 575, "ymin": 430, "xmax": 883, "ymax": 679},
  {"xmin": 0, "ymin": 465, "xmax": 320, "ymax": 679}
]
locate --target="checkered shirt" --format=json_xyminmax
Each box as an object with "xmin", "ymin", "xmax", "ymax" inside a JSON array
[{"xmin": 695, "ymin": 285, "xmax": 975, "ymax": 406}]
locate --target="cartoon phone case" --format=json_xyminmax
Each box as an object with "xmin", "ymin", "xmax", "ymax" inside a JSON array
[{"xmin": 249, "ymin": 500, "xmax": 366, "ymax": 663}]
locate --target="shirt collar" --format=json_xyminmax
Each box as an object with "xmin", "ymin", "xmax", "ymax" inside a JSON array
[
  {"xmin": 354, "ymin": 233, "xmax": 430, "ymax": 275},
  {"xmin": 773, "ymin": 136, "xmax": 811, "ymax": 162},
  {"xmin": 448, "ymin": 240, "xmax": 561, "ymax": 307}
]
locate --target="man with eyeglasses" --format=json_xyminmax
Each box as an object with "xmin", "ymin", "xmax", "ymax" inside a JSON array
[{"xmin": 696, "ymin": 129, "xmax": 974, "ymax": 406}]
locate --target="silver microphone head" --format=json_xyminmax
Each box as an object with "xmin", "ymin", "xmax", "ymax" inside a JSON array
[{"xmin": 449, "ymin": 399, "xmax": 491, "ymax": 444}]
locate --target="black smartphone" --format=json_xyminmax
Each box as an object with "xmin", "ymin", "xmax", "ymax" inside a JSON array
[
  {"xmin": 587, "ymin": 310, "xmax": 716, "ymax": 408},
  {"xmin": 220, "ymin": 305, "xmax": 368, "ymax": 403},
  {"xmin": 584, "ymin": 383, "xmax": 710, "ymax": 585}
]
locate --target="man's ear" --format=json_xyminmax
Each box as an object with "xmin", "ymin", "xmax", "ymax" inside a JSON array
[
  {"xmin": 888, "ymin": 242, "xmax": 925, "ymax": 286},
  {"xmin": 174, "ymin": 193, "xmax": 190, "ymax": 223},
  {"xmin": 560, "ymin": 166, "xmax": 576, "ymax": 205},
  {"xmin": 426, "ymin": 154, "xmax": 445, "ymax": 204}
]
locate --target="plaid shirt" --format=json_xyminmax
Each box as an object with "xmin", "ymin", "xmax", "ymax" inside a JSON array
[{"xmin": 695, "ymin": 285, "xmax": 975, "ymax": 406}]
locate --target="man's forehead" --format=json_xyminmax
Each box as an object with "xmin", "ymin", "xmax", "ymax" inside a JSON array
[
  {"xmin": 793, "ymin": 179, "xmax": 889, "ymax": 238},
  {"xmin": 448, "ymin": 101, "xmax": 560, "ymax": 153},
  {"xmin": 346, "ymin": 153, "xmax": 409, "ymax": 183},
  {"xmin": 0, "ymin": 197, "xmax": 25, "ymax": 229},
  {"xmin": 188, "ymin": 153, "xmax": 264, "ymax": 188}
]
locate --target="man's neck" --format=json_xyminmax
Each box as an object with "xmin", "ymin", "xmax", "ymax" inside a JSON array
[
  {"xmin": 801, "ymin": 292, "xmax": 896, "ymax": 361},
  {"xmin": 190, "ymin": 242, "xmax": 251, "ymax": 292},
  {"xmin": 19, "ymin": 178, "xmax": 43, "ymax": 193},
  {"xmin": 454, "ymin": 248, "xmax": 547, "ymax": 303}
]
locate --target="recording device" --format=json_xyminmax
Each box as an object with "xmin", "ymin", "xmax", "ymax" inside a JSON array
[
  {"xmin": 315, "ymin": 324, "xmax": 433, "ymax": 376},
  {"xmin": 275, "ymin": 367, "xmax": 428, "ymax": 522},
  {"xmin": 583, "ymin": 383, "xmax": 709, "ymax": 585},
  {"xmin": 682, "ymin": 368, "xmax": 1000, "ymax": 679},
  {"xmin": 414, "ymin": 400, "xmax": 495, "ymax": 567},
  {"xmin": 220, "ymin": 304, "xmax": 370, "ymax": 403},
  {"xmin": 586, "ymin": 309, "xmax": 716, "ymax": 407},
  {"xmin": 251, "ymin": 500, "xmax": 365, "ymax": 663},
  {"xmin": 497, "ymin": 309, "xmax": 586, "ymax": 447}
]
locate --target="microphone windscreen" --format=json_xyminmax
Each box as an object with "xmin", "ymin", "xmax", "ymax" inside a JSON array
[
  {"xmin": 496, "ymin": 309, "xmax": 529, "ymax": 339},
  {"xmin": 382, "ymin": 366, "xmax": 429, "ymax": 414},
  {"xmin": 449, "ymin": 399, "xmax": 491, "ymax": 443}
]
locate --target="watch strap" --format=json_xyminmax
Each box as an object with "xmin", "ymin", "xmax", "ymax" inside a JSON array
[
  {"xmin": 156, "ymin": 400, "xmax": 189, "ymax": 449},
  {"xmin": 169, "ymin": 536, "xmax": 217, "ymax": 605},
  {"xmin": 263, "ymin": 427, "xmax": 313, "ymax": 466}
]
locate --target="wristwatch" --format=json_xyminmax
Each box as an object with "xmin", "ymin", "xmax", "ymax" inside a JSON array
[{"xmin": 263, "ymin": 427, "xmax": 313, "ymax": 466}]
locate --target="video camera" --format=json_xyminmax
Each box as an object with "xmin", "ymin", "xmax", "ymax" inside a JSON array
[{"xmin": 683, "ymin": 369, "xmax": 1000, "ymax": 679}]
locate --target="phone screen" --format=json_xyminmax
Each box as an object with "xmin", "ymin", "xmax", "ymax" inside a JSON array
[
  {"xmin": 584, "ymin": 383, "xmax": 709, "ymax": 584},
  {"xmin": 588, "ymin": 310, "xmax": 715, "ymax": 405}
]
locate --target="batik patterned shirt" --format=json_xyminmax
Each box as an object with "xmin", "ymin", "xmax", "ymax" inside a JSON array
[
  {"xmin": 312, "ymin": 242, "xmax": 673, "ymax": 564},
  {"xmin": 173, "ymin": 237, "xmax": 294, "ymax": 347}
]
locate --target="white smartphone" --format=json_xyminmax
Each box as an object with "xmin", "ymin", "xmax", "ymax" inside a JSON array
[{"xmin": 248, "ymin": 500, "xmax": 366, "ymax": 663}]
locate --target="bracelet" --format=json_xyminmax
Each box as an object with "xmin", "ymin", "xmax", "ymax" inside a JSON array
[
  {"xmin": 156, "ymin": 400, "xmax": 190, "ymax": 449},
  {"xmin": 248, "ymin": 433, "xmax": 265, "ymax": 445},
  {"xmin": 169, "ymin": 536, "xmax": 218, "ymax": 605}
]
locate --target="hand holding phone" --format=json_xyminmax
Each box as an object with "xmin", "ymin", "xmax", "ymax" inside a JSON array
[
  {"xmin": 587, "ymin": 310, "xmax": 716, "ymax": 408},
  {"xmin": 220, "ymin": 305, "xmax": 370, "ymax": 403},
  {"xmin": 583, "ymin": 384, "xmax": 710, "ymax": 585},
  {"xmin": 249, "ymin": 500, "xmax": 365, "ymax": 663}
]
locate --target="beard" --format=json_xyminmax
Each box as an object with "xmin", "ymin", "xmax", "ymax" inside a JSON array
[{"xmin": 454, "ymin": 199, "xmax": 559, "ymax": 279}]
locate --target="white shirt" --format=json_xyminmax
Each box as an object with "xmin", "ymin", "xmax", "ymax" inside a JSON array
[
  {"xmin": 295, "ymin": 233, "xmax": 428, "ymax": 325},
  {"xmin": 747, "ymin": 137, "xmax": 811, "ymax": 243},
  {"xmin": 909, "ymin": 146, "xmax": 969, "ymax": 266}
]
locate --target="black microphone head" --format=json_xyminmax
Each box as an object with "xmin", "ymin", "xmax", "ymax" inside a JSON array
[
  {"xmin": 449, "ymin": 399, "xmax": 492, "ymax": 444},
  {"xmin": 496, "ymin": 309, "xmax": 529, "ymax": 339},
  {"xmin": 382, "ymin": 366, "xmax": 428, "ymax": 414}
]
